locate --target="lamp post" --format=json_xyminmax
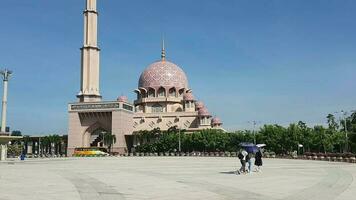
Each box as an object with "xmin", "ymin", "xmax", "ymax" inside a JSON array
[
  {"xmin": 341, "ymin": 110, "xmax": 349, "ymax": 152},
  {"xmin": 248, "ymin": 120, "xmax": 261, "ymax": 145},
  {"xmin": 335, "ymin": 110, "xmax": 350, "ymax": 152},
  {"xmin": 178, "ymin": 127, "xmax": 181, "ymax": 153},
  {"xmin": 176, "ymin": 117, "xmax": 181, "ymax": 153},
  {"xmin": 0, "ymin": 69, "xmax": 12, "ymax": 134}
]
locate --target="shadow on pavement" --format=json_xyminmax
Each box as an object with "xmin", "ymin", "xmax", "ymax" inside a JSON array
[{"xmin": 219, "ymin": 171, "xmax": 237, "ymax": 174}]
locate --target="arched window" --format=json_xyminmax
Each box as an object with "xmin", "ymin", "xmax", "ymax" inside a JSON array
[
  {"xmin": 152, "ymin": 103, "xmax": 163, "ymax": 113},
  {"xmin": 179, "ymin": 89, "xmax": 184, "ymax": 97},
  {"xmin": 158, "ymin": 87, "xmax": 166, "ymax": 97},
  {"xmin": 176, "ymin": 107, "xmax": 183, "ymax": 112},
  {"xmin": 169, "ymin": 88, "xmax": 176, "ymax": 97},
  {"xmin": 134, "ymin": 90, "xmax": 141, "ymax": 100},
  {"xmin": 148, "ymin": 88, "xmax": 155, "ymax": 97},
  {"xmin": 140, "ymin": 89, "xmax": 147, "ymax": 98}
]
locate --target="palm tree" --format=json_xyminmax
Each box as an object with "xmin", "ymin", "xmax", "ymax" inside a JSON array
[
  {"xmin": 50, "ymin": 135, "xmax": 61, "ymax": 155},
  {"xmin": 102, "ymin": 132, "xmax": 116, "ymax": 154},
  {"xmin": 41, "ymin": 136, "xmax": 50, "ymax": 155}
]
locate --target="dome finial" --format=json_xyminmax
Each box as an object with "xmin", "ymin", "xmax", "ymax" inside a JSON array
[{"xmin": 161, "ymin": 37, "xmax": 166, "ymax": 61}]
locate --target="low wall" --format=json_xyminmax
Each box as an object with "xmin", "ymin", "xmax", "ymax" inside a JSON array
[{"xmin": 116, "ymin": 152, "xmax": 356, "ymax": 164}]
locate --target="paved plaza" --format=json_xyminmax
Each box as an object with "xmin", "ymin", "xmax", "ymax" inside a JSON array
[{"xmin": 0, "ymin": 157, "xmax": 355, "ymax": 200}]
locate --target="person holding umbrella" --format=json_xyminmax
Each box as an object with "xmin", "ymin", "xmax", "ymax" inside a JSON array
[
  {"xmin": 240, "ymin": 143, "xmax": 260, "ymax": 173},
  {"xmin": 255, "ymin": 144, "xmax": 266, "ymax": 172},
  {"xmin": 237, "ymin": 149, "xmax": 248, "ymax": 174}
]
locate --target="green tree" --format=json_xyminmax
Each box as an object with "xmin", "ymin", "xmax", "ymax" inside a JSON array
[
  {"xmin": 102, "ymin": 132, "xmax": 116, "ymax": 154},
  {"xmin": 327, "ymin": 114, "xmax": 339, "ymax": 130}
]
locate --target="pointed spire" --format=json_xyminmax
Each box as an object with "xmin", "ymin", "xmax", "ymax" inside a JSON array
[{"xmin": 161, "ymin": 38, "xmax": 166, "ymax": 61}]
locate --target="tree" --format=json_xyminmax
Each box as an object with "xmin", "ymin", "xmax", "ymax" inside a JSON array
[
  {"xmin": 327, "ymin": 114, "xmax": 339, "ymax": 130},
  {"xmin": 102, "ymin": 132, "xmax": 116, "ymax": 154}
]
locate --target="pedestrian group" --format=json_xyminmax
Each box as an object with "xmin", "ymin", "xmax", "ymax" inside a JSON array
[{"xmin": 237, "ymin": 149, "xmax": 263, "ymax": 175}]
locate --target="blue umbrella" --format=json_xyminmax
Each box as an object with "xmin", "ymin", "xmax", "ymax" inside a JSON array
[{"xmin": 240, "ymin": 142, "xmax": 259, "ymax": 153}]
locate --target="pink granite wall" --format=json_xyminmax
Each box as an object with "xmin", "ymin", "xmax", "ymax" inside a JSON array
[{"xmin": 111, "ymin": 110, "xmax": 133, "ymax": 154}]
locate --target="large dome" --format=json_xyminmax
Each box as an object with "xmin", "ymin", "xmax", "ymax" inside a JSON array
[{"xmin": 138, "ymin": 60, "xmax": 188, "ymax": 89}]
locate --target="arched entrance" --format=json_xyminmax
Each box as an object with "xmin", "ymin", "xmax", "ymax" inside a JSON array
[
  {"xmin": 82, "ymin": 122, "xmax": 110, "ymax": 148},
  {"xmin": 90, "ymin": 128, "xmax": 106, "ymax": 147}
]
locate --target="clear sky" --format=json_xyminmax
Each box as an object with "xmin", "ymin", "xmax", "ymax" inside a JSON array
[{"xmin": 0, "ymin": 0, "xmax": 355, "ymax": 135}]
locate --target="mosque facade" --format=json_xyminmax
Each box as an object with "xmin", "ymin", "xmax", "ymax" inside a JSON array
[{"xmin": 67, "ymin": 0, "xmax": 223, "ymax": 156}]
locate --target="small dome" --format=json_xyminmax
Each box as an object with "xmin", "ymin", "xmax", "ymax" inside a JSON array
[
  {"xmin": 183, "ymin": 92, "xmax": 195, "ymax": 101},
  {"xmin": 117, "ymin": 96, "xmax": 128, "ymax": 102},
  {"xmin": 212, "ymin": 117, "xmax": 222, "ymax": 125},
  {"xmin": 138, "ymin": 60, "xmax": 189, "ymax": 90},
  {"xmin": 198, "ymin": 107, "xmax": 211, "ymax": 116},
  {"xmin": 195, "ymin": 101, "xmax": 204, "ymax": 110}
]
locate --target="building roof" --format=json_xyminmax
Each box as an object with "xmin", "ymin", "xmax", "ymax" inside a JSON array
[
  {"xmin": 138, "ymin": 60, "xmax": 188, "ymax": 90},
  {"xmin": 183, "ymin": 92, "xmax": 195, "ymax": 101},
  {"xmin": 198, "ymin": 107, "xmax": 211, "ymax": 116},
  {"xmin": 117, "ymin": 95, "xmax": 128, "ymax": 102},
  {"xmin": 195, "ymin": 101, "xmax": 204, "ymax": 110},
  {"xmin": 211, "ymin": 117, "xmax": 222, "ymax": 125}
]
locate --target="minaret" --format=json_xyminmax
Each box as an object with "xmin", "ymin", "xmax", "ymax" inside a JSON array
[
  {"xmin": 77, "ymin": 0, "xmax": 102, "ymax": 102},
  {"xmin": 0, "ymin": 69, "xmax": 12, "ymax": 133}
]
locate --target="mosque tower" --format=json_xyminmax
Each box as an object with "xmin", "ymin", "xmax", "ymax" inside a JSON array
[{"xmin": 77, "ymin": 0, "xmax": 101, "ymax": 102}]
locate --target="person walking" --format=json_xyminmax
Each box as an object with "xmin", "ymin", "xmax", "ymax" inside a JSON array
[
  {"xmin": 246, "ymin": 153, "xmax": 252, "ymax": 173},
  {"xmin": 237, "ymin": 150, "xmax": 248, "ymax": 174},
  {"xmin": 254, "ymin": 149, "xmax": 263, "ymax": 172}
]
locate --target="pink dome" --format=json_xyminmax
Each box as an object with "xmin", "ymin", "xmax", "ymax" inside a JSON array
[
  {"xmin": 195, "ymin": 101, "xmax": 204, "ymax": 110},
  {"xmin": 212, "ymin": 117, "xmax": 222, "ymax": 125},
  {"xmin": 183, "ymin": 92, "xmax": 195, "ymax": 101},
  {"xmin": 117, "ymin": 96, "xmax": 128, "ymax": 102},
  {"xmin": 138, "ymin": 60, "xmax": 188, "ymax": 89},
  {"xmin": 198, "ymin": 107, "xmax": 211, "ymax": 116}
]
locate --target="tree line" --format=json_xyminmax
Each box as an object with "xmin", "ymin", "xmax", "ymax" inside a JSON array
[{"xmin": 135, "ymin": 111, "xmax": 356, "ymax": 154}]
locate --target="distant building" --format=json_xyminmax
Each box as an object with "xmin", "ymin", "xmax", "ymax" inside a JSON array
[{"xmin": 67, "ymin": 0, "xmax": 224, "ymax": 156}]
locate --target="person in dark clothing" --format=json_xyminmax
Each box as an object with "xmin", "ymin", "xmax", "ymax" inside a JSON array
[
  {"xmin": 238, "ymin": 150, "xmax": 248, "ymax": 174},
  {"xmin": 254, "ymin": 149, "xmax": 263, "ymax": 172}
]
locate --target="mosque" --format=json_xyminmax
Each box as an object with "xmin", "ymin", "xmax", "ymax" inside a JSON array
[{"xmin": 67, "ymin": 0, "xmax": 224, "ymax": 155}]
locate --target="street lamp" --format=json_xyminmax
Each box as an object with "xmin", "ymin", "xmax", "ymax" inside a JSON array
[
  {"xmin": 341, "ymin": 110, "xmax": 349, "ymax": 152},
  {"xmin": 248, "ymin": 120, "xmax": 261, "ymax": 145},
  {"xmin": 178, "ymin": 127, "xmax": 181, "ymax": 153},
  {"xmin": 175, "ymin": 117, "xmax": 181, "ymax": 153},
  {"xmin": 335, "ymin": 110, "xmax": 350, "ymax": 152},
  {"xmin": 0, "ymin": 69, "xmax": 12, "ymax": 134}
]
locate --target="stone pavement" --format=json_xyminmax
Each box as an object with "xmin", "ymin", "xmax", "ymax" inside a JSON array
[{"xmin": 0, "ymin": 157, "xmax": 355, "ymax": 200}]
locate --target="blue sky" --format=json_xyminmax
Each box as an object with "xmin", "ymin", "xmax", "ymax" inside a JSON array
[{"xmin": 0, "ymin": 0, "xmax": 355, "ymax": 134}]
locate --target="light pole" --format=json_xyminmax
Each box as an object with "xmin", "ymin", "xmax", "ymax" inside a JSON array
[
  {"xmin": 178, "ymin": 127, "xmax": 181, "ymax": 153},
  {"xmin": 0, "ymin": 69, "xmax": 12, "ymax": 133},
  {"xmin": 248, "ymin": 120, "xmax": 260, "ymax": 145},
  {"xmin": 335, "ymin": 110, "xmax": 350, "ymax": 152},
  {"xmin": 341, "ymin": 110, "xmax": 348, "ymax": 152}
]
